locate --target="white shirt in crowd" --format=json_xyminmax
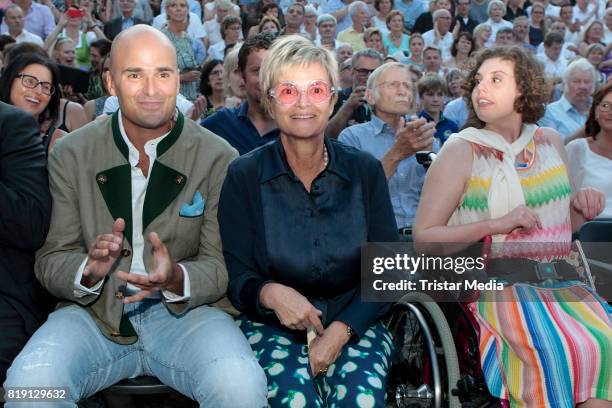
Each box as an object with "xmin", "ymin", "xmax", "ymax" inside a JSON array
[
  {"xmin": 153, "ymin": 11, "xmax": 207, "ymax": 40},
  {"xmin": 370, "ymin": 15, "xmax": 390, "ymax": 35},
  {"xmin": 536, "ymin": 42, "xmax": 576, "ymax": 61},
  {"xmin": 484, "ymin": 18, "xmax": 512, "ymax": 47},
  {"xmin": 203, "ymin": 18, "xmax": 243, "ymax": 48},
  {"xmin": 422, "ymin": 30, "xmax": 454, "ymax": 61},
  {"xmin": 536, "ymin": 53, "xmax": 568, "ymax": 80},
  {"xmin": 74, "ymin": 111, "xmax": 191, "ymax": 301},
  {"xmin": 526, "ymin": 3, "xmax": 560, "ymax": 18},
  {"xmin": 572, "ymin": 3, "xmax": 596, "ymax": 25},
  {"xmin": 566, "ymin": 138, "xmax": 612, "ymax": 218},
  {"xmin": 12, "ymin": 29, "xmax": 43, "ymax": 46}
]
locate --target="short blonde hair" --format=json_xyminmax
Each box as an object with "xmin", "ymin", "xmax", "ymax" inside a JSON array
[
  {"xmin": 223, "ymin": 45, "xmax": 241, "ymax": 97},
  {"xmin": 260, "ymin": 35, "xmax": 339, "ymax": 115},
  {"xmin": 487, "ymin": 0, "xmax": 506, "ymax": 16},
  {"xmin": 363, "ymin": 27, "xmax": 382, "ymax": 42}
]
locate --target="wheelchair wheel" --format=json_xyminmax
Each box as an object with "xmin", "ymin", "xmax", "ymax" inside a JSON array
[{"xmin": 386, "ymin": 292, "xmax": 461, "ymax": 408}]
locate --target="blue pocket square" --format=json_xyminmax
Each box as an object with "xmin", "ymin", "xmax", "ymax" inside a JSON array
[{"xmin": 179, "ymin": 191, "xmax": 205, "ymax": 217}]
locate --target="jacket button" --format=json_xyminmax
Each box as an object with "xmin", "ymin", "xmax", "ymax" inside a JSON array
[
  {"xmin": 97, "ymin": 174, "xmax": 108, "ymax": 184},
  {"xmin": 110, "ymin": 331, "xmax": 120, "ymax": 336},
  {"xmin": 175, "ymin": 175, "xmax": 184, "ymax": 185},
  {"xmin": 115, "ymin": 291, "xmax": 124, "ymax": 300},
  {"xmin": 121, "ymin": 249, "xmax": 131, "ymax": 257}
]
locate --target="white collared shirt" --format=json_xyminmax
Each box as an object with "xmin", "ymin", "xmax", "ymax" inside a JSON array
[
  {"xmin": 74, "ymin": 111, "xmax": 190, "ymax": 302},
  {"xmin": 13, "ymin": 29, "xmax": 44, "ymax": 46},
  {"xmin": 422, "ymin": 30, "xmax": 454, "ymax": 61}
]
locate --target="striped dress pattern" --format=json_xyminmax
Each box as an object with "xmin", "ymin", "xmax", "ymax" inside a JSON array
[{"xmin": 448, "ymin": 130, "xmax": 612, "ymax": 407}]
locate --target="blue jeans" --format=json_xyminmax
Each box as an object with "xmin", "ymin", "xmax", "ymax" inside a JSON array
[{"xmin": 3, "ymin": 300, "xmax": 267, "ymax": 407}]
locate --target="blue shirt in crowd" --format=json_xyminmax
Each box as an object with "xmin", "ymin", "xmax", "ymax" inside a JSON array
[
  {"xmin": 443, "ymin": 97, "xmax": 468, "ymax": 130},
  {"xmin": 419, "ymin": 110, "xmax": 459, "ymax": 144},
  {"xmin": 202, "ymin": 101, "xmax": 279, "ymax": 155},
  {"xmin": 538, "ymin": 96, "xmax": 589, "ymax": 141},
  {"xmin": 121, "ymin": 16, "xmax": 136, "ymax": 31},
  {"xmin": 394, "ymin": 0, "xmax": 426, "ymax": 31},
  {"xmin": 338, "ymin": 115, "xmax": 440, "ymax": 228}
]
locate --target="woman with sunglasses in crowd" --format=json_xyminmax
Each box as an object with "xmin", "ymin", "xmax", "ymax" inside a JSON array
[
  {"xmin": 219, "ymin": 35, "xmax": 398, "ymax": 407},
  {"xmin": 0, "ymin": 53, "xmax": 63, "ymax": 153}
]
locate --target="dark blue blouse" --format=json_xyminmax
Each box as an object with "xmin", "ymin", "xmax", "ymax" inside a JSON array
[{"xmin": 218, "ymin": 137, "xmax": 398, "ymax": 338}]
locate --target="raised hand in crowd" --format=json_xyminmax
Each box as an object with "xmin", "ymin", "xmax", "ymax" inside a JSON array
[
  {"xmin": 308, "ymin": 321, "xmax": 351, "ymax": 376},
  {"xmin": 259, "ymin": 283, "xmax": 325, "ymax": 333},
  {"xmin": 115, "ymin": 232, "xmax": 186, "ymax": 302},
  {"xmin": 181, "ymin": 69, "xmax": 201, "ymax": 83},
  {"xmin": 187, "ymin": 94, "xmax": 207, "ymax": 120},
  {"xmin": 82, "ymin": 218, "xmax": 125, "ymax": 287},
  {"xmin": 381, "ymin": 117, "xmax": 436, "ymax": 179},
  {"xmin": 345, "ymin": 85, "xmax": 367, "ymax": 111}
]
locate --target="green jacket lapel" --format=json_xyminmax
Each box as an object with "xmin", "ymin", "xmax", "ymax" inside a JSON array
[
  {"xmin": 96, "ymin": 166, "xmax": 133, "ymax": 246},
  {"xmin": 143, "ymin": 111, "xmax": 187, "ymax": 231}
]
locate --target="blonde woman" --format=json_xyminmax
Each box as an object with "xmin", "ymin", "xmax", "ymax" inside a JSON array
[
  {"xmin": 222, "ymin": 46, "xmax": 245, "ymax": 108},
  {"xmin": 219, "ymin": 35, "xmax": 397, "ymax": 407}
]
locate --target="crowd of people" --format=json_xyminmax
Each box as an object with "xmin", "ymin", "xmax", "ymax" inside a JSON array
[{"xmin": 0, "ymin": 0, "xmax": 611, "ymax": 406}]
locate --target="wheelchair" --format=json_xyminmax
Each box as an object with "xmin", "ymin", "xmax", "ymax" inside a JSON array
[{"xmin": 383, "ymin": 219, "xmax": 612, "ymax": 408}]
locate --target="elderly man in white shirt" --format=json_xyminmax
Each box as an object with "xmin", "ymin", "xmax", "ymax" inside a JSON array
[
  {"xmin": 423, "ymin": 8, "xmax": 454, "ymax": 61},
  {"xmin": 2, "ymin": 4, "xmax": 43, "ymax": 46}
]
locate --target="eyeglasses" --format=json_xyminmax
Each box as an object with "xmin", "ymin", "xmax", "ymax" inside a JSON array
[
  {"xmin": 16, "ymin": 74, "xmax": 55, "ymax": 96},
  {"xmin": 355, "ymin": 68, "xmax": 376, "ymax": 75},
  {"xmin": 598, "ymin": 102, "xmax": 612, "ymax": 112},
  {"xmin": 269, "ymin": 80, "xmax": 335, "ymax": 105},
  {"xmin": 376, "ymin": 80, "xmax": 412, "ymax": 91},
  {"xmin": 210, "ymin": 69, "xmax": 223, "ymax": 77}
]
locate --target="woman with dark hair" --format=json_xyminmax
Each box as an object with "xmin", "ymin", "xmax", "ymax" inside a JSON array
[
  {"xmin": 199, "ymin": 58, "xmax": 224, "ymax": 118},
  {"xmin": 414, "ymin": 46, "xmax": 611, "ymax": 406},
  {"xmin": 0, "ymin": 53, "xmax": 64, "ymax": 152},
  {"xmin": 528, "ymin": 1, "xmax": 546, "ymax": 47},
  {"xmin": 446, "ymin": 31, "xmax": 473, "ymax": 70},
  {"xmin": 371, "ymin": 0, "xmax": 393, "ymax": 35},
  {"xmin": 567, "ymin": 82, "xmax": 612, "ymax": 218}
]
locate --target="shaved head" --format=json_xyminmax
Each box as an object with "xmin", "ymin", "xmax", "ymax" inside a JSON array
[
  {"xmin": 106, "ymin": 24, "xmax": 181, "ymax": 136},
  {"xmin": 110, "ymin": 24, "xmax": 177, "ymax": 75}
]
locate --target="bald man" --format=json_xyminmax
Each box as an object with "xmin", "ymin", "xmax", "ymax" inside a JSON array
[{"xmin": 3, "ymin": 25, "xmax": 267, "ymax": 407}]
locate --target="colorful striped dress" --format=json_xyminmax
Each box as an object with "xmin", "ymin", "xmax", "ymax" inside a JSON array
[{"xmin": 448, "ymin": 129, "xmax": 612, "ymax": 407}]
